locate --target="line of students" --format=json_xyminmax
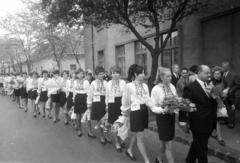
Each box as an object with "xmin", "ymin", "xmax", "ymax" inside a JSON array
[{"xmin": 0, "ymin": 64, "xmax": 179, "ymax": 163}]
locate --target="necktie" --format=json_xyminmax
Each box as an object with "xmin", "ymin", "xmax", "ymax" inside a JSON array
[{"xmin": 204, "ymin": 83, "xmax": 210, "ymax": 97}]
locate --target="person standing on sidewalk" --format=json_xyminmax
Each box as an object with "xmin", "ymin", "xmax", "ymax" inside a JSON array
[
  {"xmin": 171, "ymin": 64, "xmax": 180, "ymax": 87},
  {"xmin": 151, "ymin": 67, "xmax": 176, "ymax": 163},
  {"xmin": 183, "ymin": 65, "xmax": 217, "ymax": 163},
  {"xmin": 222, "ymin": 61, "xmax": 236, "ymax": 128}
]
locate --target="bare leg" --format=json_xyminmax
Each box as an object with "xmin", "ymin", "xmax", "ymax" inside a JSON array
[
  {"xmin": 127, "ymin": 133, "xmax": 137, "ymax": 156},
  {"xmin": 165, "ymin": 141, "xmax": 174, "ymax": 163},
  {"xmin": 136, "ymin": 132, "xmax": 150, "ymax": 163}
]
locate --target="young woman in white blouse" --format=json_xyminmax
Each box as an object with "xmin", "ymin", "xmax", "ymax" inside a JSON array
[
  {"xmin": 59, "ymin": 71, "xmax": 69, "ymax": 125},
  {"xmin": 106, "ymin": 66, "xmax": 126, "ymax": 152},
  {"xmin": 65, "ymin": 71, "xmax": 76, "ymax": 125},
  {"xmin": 38, "ymin": 70, "xmax": 49, "ymax": 118},
  {"xmin": 72, "ymin": 69, "xmax": 90, "ymax": 136},
  {"xmin": 47, "ymin": 70, "xmax": 62, "ymax": 123},
  {"xmin": 19, "ymin": 72, "xmax": 28, "ymax": 112},
  {"xmin": 122, "ymin": 64, "xmax": 155, "ymax": 163},
  {"xmin": 151, "ymin": 67, "xmax": 177, "ymax": 163},
  {"xmin": 87, "ymin": 66, "xmax": 108, "ymax": 144},
  {"xmin": 29, "ymin": 72, "xmax": 39, "ymax": 118}
]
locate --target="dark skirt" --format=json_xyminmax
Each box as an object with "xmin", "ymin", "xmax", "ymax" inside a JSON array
[
  {"xmin": 108, "ymin": 97, "xmax": 122, "ymax": 124},
  {"xmin": 91, "ymin": 96, "xmax": 106, "ymax": 121},
  {"xmin": 130, "ymin": 104, "xmax": 149, "ymax": 132},
  {"xmin": 0, "ymin": 83, "xmax": 3, "ymax": 88},
  {"xmin": 156, "ymin": 113, "xmax": 175, "ymax": 141},
  {"xmin": 39, "ymin": 91, "xmax": 48, "ymax": 102},
  {"xmin": 30, "ymin": 90, "xmax": 38, "ymax": 100},
  {"xmin": 51, "ymin": 93, "xmax": 60, "ymax": 103},
  {"xmin": 27, "ymin": 90, "xmax": 32, "ymax": 99},
  {"xmin": 14, "ymin": 89, "xmax": 21, "ymax": 97},
  {"xmin": 59, "ymin": 91, "xmax": 67, "ymax": 107},
  {"xmin": 67, "ymin": 92, "xmax": 74, "ymax": 110},
  {"xmin": 74, "ymin": 93, "xmax": 87, "ymax": 114},
  {"xmin": 20, "ymin": 87, "xmax": 28, "ymax": 99}
]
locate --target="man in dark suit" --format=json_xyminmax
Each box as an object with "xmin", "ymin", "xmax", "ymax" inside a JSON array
[
  {"xmin": 222, "ymin": 61, "xmax": 236, "ymax": 128},
  {"xmin": 171, "ymin": 64, "xmax": 180, "ymax": 86},
  {"xmin": 183, "ymin": 65, "xmax": 217, "ymax": 163}
]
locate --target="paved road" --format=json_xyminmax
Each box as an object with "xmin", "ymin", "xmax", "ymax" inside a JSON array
[{"xmin": 0, "ymin": 96, "xmax": 226, "ymax": 163}]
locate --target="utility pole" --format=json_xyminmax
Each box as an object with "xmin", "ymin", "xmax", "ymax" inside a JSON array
[{"xmin": 91, "ymin": 23, "xmax": 95, "ymax": 71}]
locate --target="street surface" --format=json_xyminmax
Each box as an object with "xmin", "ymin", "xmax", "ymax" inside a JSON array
[{"xmin": 0, "ymin": 96, "xmax": 226, "ymax": 163}]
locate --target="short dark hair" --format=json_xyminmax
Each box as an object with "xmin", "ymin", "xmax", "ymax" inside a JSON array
[
  {"xmin": 53, "ymin": 70, "xmax": 60, "ymax": 75},
  {"xmin": 42, "ymin": 70, "xmax": 48, "ymax": 75},
  {"xmin": 75, "ymin": 68, "xmax": 85, "ymax": 75},
  {"xmin": 127, "ymin": 64, "xmax": 144, "ymax": 82},
  {"xmin": 62, "ymin": 70, "xmax": 69, "ymax": 76},
  {"xmin": 31, "ymin": 71, "xmax": 38, "ymax": 77},
  {"xmin": 110, "ymin": 66, "xmax": 121, "ymax": 74},
  {"xmin": 22, "ymin": 72, "xmax": 27, "ymax": 75},
  {"xmin": 95, "ymin": 66, "xmax": 105, "ymax": 75},
  {"xmin": 189, "ymin": 65, "xmax": 199, "ymax": 74}
]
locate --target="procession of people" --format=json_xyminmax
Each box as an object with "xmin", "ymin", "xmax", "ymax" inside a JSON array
[{"xmin": 0, "ymin": 60, "xmax": 239, "ymax": 163}]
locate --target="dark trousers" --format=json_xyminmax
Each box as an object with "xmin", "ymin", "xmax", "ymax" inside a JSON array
[
  {"xmin": 186, "ymin": 132, "xmax": 211, "ymax": 163},
  {"xmin": 224, "ymin": 100, "xmax": 235, "ymax": 124}
]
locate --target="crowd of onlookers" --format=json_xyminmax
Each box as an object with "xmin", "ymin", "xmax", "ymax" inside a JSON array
[{"xmin": 0, "ymin": 60, "xmax": 239, "ymax": 163}]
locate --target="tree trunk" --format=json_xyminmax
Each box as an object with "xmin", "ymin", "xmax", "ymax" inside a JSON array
[
  {"xmin": 56, "ymin": 60, "xmax": 61, "ymax": 72},
  {"xmin": 73, "ymin": 53, "xmax": 81, "ymax": 68},
  {"xmin": 27, "ymin": 60, "xmax": 32, "ymax": 74},
  {"xmin": 148, "ymin": 51, "xmax": 160, "ymax": 92}
]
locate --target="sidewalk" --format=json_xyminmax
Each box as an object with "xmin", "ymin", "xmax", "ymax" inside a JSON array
[{"xmin": 148, "ymin": 111, "xmax": 240, "ymax": 163}]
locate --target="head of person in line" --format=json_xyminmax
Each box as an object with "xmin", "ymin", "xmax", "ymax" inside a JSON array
[
  {"xmin": 53, "ymin": 70, "xmax": 60, "ymax": 79},
  {"xmin": 110, "ymin": 66, "xmax": 121, "ymax": 81},
  {"xmin": 95, "ymin": 66, "xmax": 105, "ymax": 81},
  {"xmin": 221, "ymin": 60, "xmax": 231, "ymax": 73},
  {"xmin": 172, "ymin": 64, "xmax": 180, "ymax": 75},
  {"xmin": 31, "ymin": 72, "xmax": 38, "ymax": 79},
  {"xmin": 211, "ymin": 66, "xmax": 223, "ymax": 84},
  {"xmin": 127, "ymin": 64, "xmax": 145, "ymax": 83},
  {"xmin": 75, "ymin": 68, "xmax": 85, "ymax": 80},
  {"xmin": 198, "ymin": 65, "xmax": 211, "ymax": 83},
  {"xmin": 62, "ymin": 71, "xmax": 69, "ymax": 80},
  {"xmin": 180, "ymin": 68, "xmax": 189, "ymax": 79},
  {"xmin": 42, "ymin": 70, "xmax": 48, "ymax": 79},
  {"xmin": 155, "ymin": 67, "xmax": 172, "ymax": 85}
]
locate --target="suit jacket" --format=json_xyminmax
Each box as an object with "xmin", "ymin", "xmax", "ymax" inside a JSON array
[
  {"xmin": 183, "ymin": 80, "xmax": 217, "ymax": 133},
  {"xmin": 222, "ymin": 71, "xmax": 235, "ymax": 88},
  {"xmin": 171, "ymin": 74, "xmax": 179, "ymax": 87}
]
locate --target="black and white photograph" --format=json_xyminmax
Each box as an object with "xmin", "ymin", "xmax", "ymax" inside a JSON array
[{"xmin": 0, "ymin": 0, "xmax": 239, "ymax": 163}]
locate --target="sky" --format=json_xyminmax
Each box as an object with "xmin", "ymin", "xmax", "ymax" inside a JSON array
[{"xmin": 0, "ymin": 0, "xmax": 26, "ymax": 35}]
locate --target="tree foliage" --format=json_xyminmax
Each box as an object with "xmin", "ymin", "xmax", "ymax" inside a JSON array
[{"xmin": 41, "ymin": 0, "xmax": 205, "ymax": 89}]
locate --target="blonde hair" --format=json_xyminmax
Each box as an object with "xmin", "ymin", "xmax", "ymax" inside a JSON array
[{"xmin": 154, "ymin": 67, "xmax": 171, "ymax": 84}]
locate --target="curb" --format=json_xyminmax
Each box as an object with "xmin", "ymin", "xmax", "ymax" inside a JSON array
[{"xmin": 148, "ymin": 124, "xmax": 240, "ymax": 163}]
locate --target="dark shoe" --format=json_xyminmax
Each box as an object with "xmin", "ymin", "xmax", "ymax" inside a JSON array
[
  {"xmin": 53, "ymin": 119, "xmax": 57, "ymax": 123},
  {"xmin": 218, "ymin": 139, "xmax": 226, "ymax": 146},
  {"xmin": 33, "ymin": 114, "xmax": 37, "ymax": 118},
  {"xmin": 77, "ymin": 130, "xmax": 82, "ymax": 137},
  {"xmin": 155, "ymin": 158, "xmax": 163, "ymax": 163},
  {"xmin": 115, "ymin": 145, "xmax": 122, "ymax": 153},
  {"xmin": 42, "ymin": 115, "xmax": 46, "ymax": 118},
  {"xmin": 100, "ymin": 138, "xmax": 106, "ymax": 145},
  {"xmin": 24, "ymin": 109, "xmax": 28, "ymax": 112},
  {"xmin": 87, "ymin": 133, "xmax": 96, "ymax": 139},
  {"xmin": 228, "ymin": 123, "xmax": 235, "ymax": 129},
  {"xmin": 120, "ymin": 142, "xmax": 126, "ymax": 148},
  {"xmin": 64, "ymin": 120, "xmax": 69, "ymax": 125},
  {"xmin": 105, "ymin": 137, "xmax": 112, "ymax": 144},
  {"xmin": 125, "ymin": 151, "xmax": 136, "ymax": 161}
]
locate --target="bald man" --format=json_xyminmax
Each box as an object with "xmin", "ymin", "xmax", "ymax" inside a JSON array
[{"xmin": 183, "ymin": 65, "xmax": 217, "ymax": 163}]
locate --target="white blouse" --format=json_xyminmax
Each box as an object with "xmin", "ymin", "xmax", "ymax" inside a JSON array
[
  {"xmin": 121, "ymin": 82, "xmax": 152, "ymax": 112},
  {"xmin": 45, "ymin": 77, "xmax": 62, "ymax": 95},
  {"xmin": 72, "ymin": 79, "xmax": 90, "ymax": 94},
  {"xmin": 87, "ymin": 79, "xmax": 107, "ymax": 107},
  {"xmin": 151, "ymin": 83, "xmax": 177, "ymax": 114},
  {"xmin": 106, "ymin": 79, "xmax": 126, "ymax": 103},
  {"xmin": 38, "ymin": 77, "xmax": 48, "ymax": 93}
]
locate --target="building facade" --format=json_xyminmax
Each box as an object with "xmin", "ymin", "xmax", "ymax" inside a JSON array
[{"xmin": 84, "ymin": 4, "xmax": 240, "ymax": 77}]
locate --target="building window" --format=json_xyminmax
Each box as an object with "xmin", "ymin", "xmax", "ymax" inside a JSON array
[
  {"xmin": 135, "ymin": 41, "xmax": 148, "ymax": 74},
  {"xmin": 162, "ymin": 31, "xmax": 179, "ymax": 68},
  {"xmin": 97, "ymin": 50, "xmax": 105, "ymax": 68},
  {"xmin": 70, "ymin": 64, "xmax": 77, "ymax": 71},
  {"xmin": 115, "ymin": 45, "xmax": 126, "ymax": 75}
]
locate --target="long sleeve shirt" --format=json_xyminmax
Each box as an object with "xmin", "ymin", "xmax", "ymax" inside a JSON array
[
  {"xmin": 106, "ymin": 79, "xmax": 126, "ymax": 104},
  {"xmin": 151, "ymin": 83, "xmax": 177, "ymax": 114},
  {"xmin": 87, "ymin": 79, "xmax": 107, "ymax": 107},
  {"xmin": 45, "ymin": 77, "xmax": 62, "ymax": 95},
  {"xmin": 120, "ymin": 82, "xmax": 154, "ymax": 113},
  {"xmin": 72, "ymin": 79, "xmax": 90, "ymax": 99}
]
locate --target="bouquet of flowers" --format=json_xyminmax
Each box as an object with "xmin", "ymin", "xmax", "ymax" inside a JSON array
[
  {"xmin": 112, "ymin": 115, "xmax": 130, "ymax": 141},
  {"xmin": 81, "ymin": 109, "xmax": 91, "ymax": 123},
  {"xmin": 94, "ymin": 113, "xmax": 110, "ymax": 133},
  {"xmin": 162, "ymin": 97, "xmax": 197, "ymax": 113}
]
